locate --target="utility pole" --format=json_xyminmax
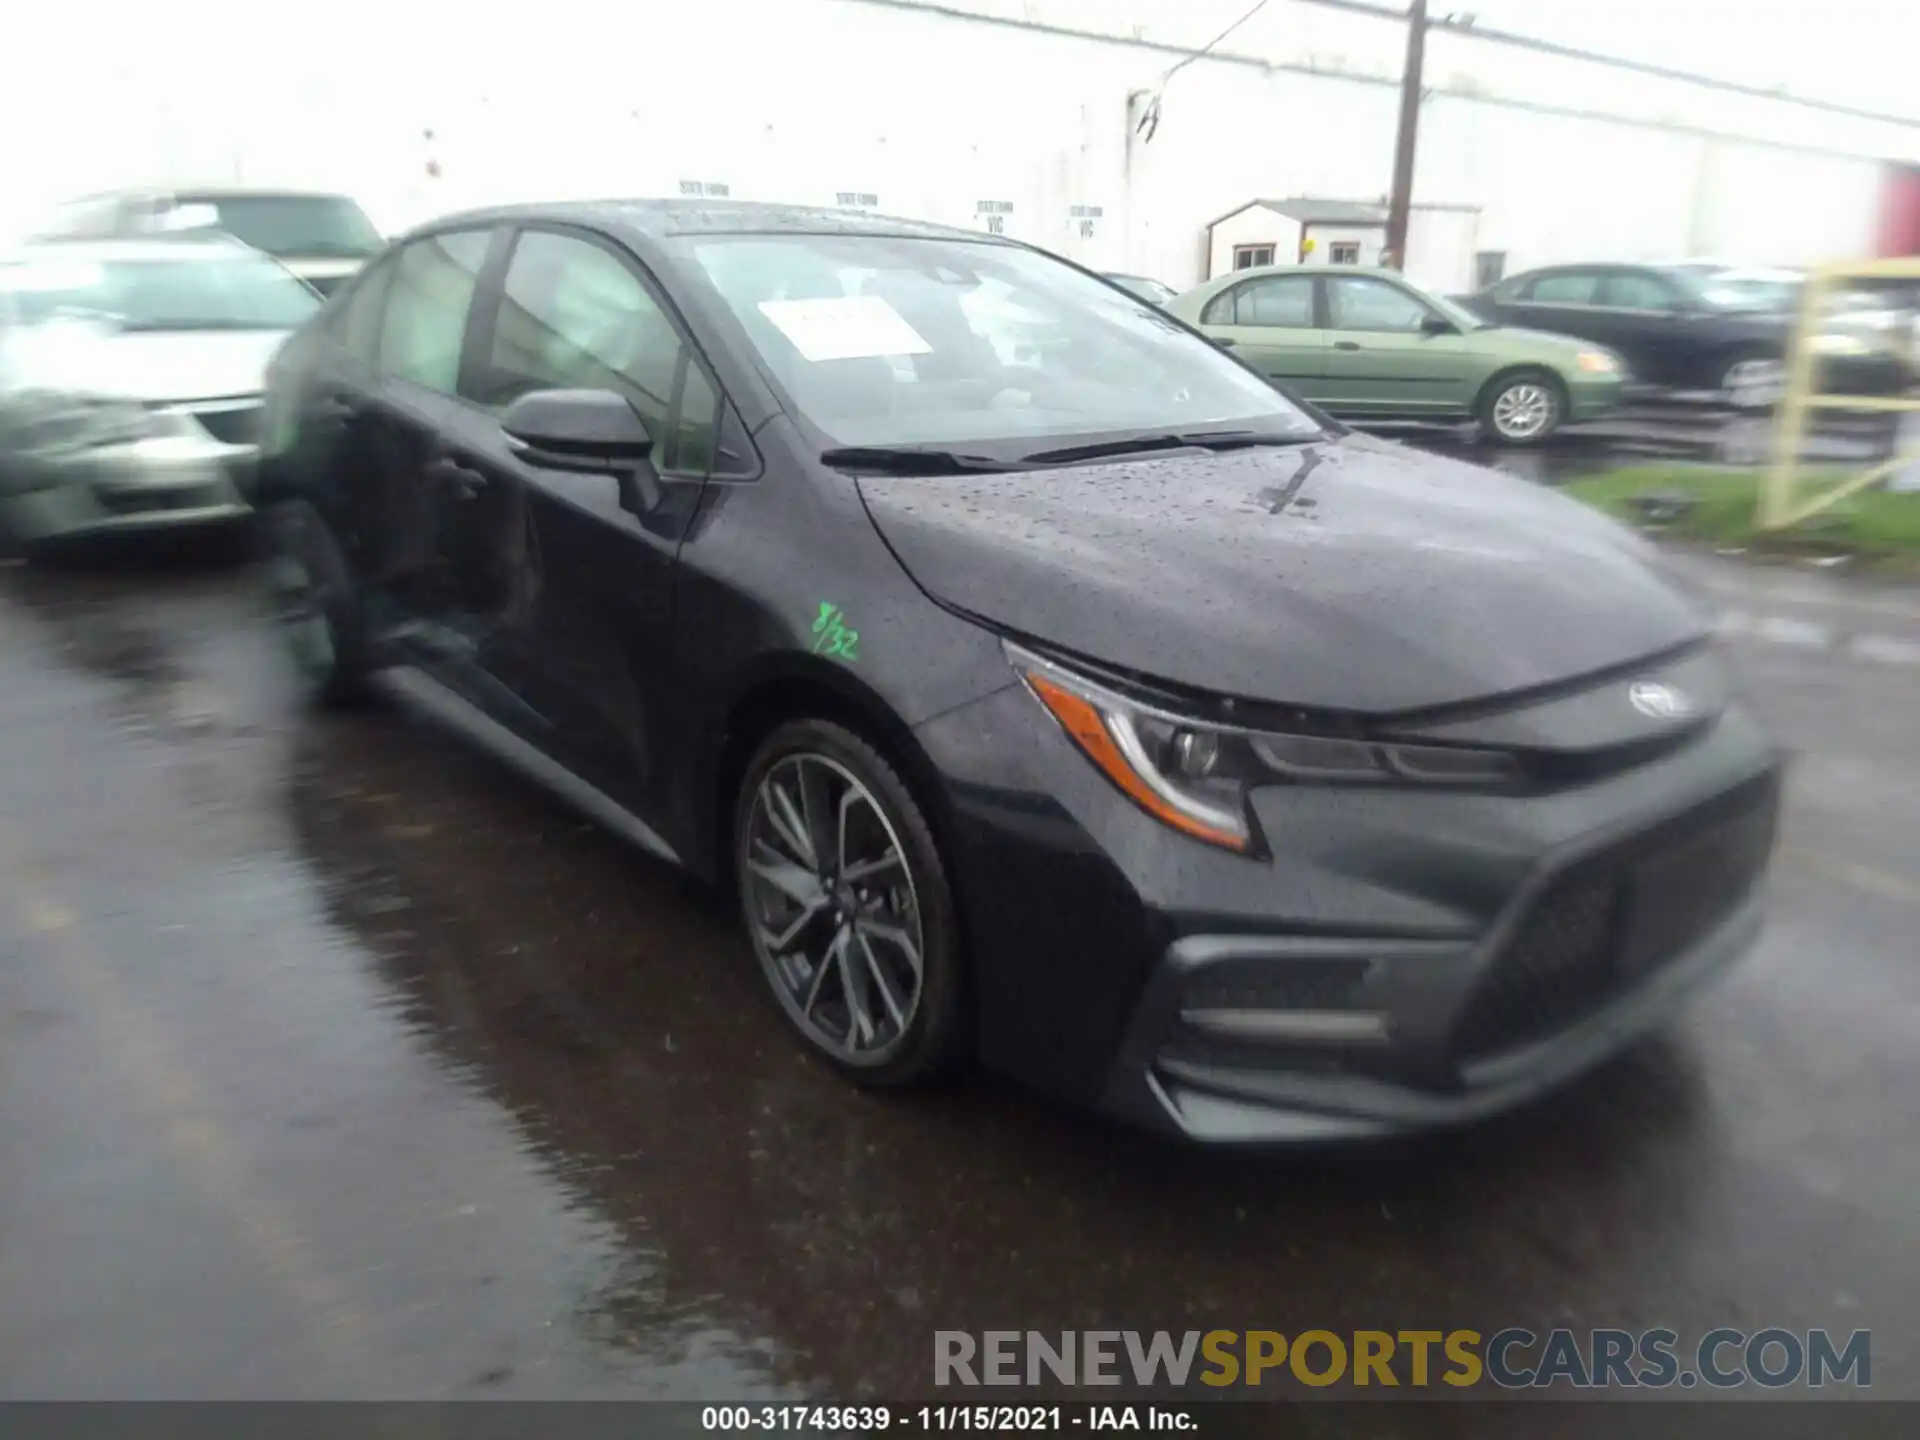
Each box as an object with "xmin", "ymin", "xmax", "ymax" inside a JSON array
[{"xmin": 1383, "ymin": 0, "xmax": 1429, "ymax": 271}]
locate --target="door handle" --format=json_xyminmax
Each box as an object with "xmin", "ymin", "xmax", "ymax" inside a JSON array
[
  {"xmin": 1334, "ymin": 341, "xmax": 1363, "ymax": 351},
  {"xmin": 1212, "ymin": 336, "xmax": 1238, "ymax": 349},
  {"xmin": 426, "ymin": 457, "xmax": 488, "ymax": 498}
]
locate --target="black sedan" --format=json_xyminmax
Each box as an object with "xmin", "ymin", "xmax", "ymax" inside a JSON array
[
  {"xmin": 257, "ymin": 200, "xmax": 1783, "ymax": 1144},
  {"xmin": 1457, "ymin": 262, "xmax": 1799, "ymax": 404}
]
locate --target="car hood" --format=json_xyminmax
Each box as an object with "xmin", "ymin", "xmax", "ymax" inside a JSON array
[
  {"xmin": 857, "ymin": 434, "xmax": 1708, "ymax": 716},
  {"xmin": 4, "ymin": 325, "xmax": 289, "ymax": 403},
  {"xmin": 1490, "ymin": 324, "xmax": 1608, "ymax": 357}
]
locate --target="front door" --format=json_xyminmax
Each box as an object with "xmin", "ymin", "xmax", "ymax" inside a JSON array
[
  {"xmin": 1594, "ymin": 268, "xmax": 1692, "ymax": 385},
  {"xmin": 353, "ymin": 228, "xmax": 509, "ymax": 684},
  {"xmin": 1198, "ymin": 273, "xmax": 1328, "ymax": 400},
  {"xmin": 1317, "ymin": 274, "xmax": 1476, "ymax": 417},
  {"xmin": 1504, "ymin": 268, "xmax": 1612, "ymax": 349},
  {"xmin": 452, "ymin": 225, "xmax": 722, "ymax": 814}
]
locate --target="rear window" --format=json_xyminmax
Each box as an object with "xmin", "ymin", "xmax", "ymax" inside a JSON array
[{"xmin": 178, "ymin": 195, "xmax": 383, "ymax": 259}]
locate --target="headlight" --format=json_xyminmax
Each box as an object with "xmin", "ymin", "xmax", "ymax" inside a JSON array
[
  {"xmin": 17, "ymin": 391, "xmax": 172, "ymax": 453},
  {"xmin": 1575, "ymin": 350, "xmax": 1619, "ymax": 374},
  {"xmin": 1008, "ymin": 644, "xmax": 1521, "ymax": 854},
  {"xmin": 1808, "ymin": 331, "xmax": 1872, "ymax": 357}
]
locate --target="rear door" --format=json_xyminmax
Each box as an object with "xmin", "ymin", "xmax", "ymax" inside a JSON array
[
  {"xmin": 1197, "ymin": 273, "xmax": 1327, "ymax": 399},
  {"xmin": 449, "ymin": 224, "xmax": 741, "ymax": 815},
  {"xmin": 1317, "ymin": 273, "xmax": 1476, "ymax": 416}
]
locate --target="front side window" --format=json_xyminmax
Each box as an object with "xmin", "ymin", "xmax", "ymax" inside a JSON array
[
  {"xmin": 332, "ymin": 260, "xmax": 394, "ymax": 363},
  {"xmin": 481, "ymin": 229, "xmax": 713, "ymax": 474},
  {"xmin": 1603, "ymin": 272, "xmax": 1680, "ymax": 312},
  {"xmin": 378, "ymin": 230, "xmax": 492, "ymax": 393},
  {"xmin": 0, "ymin": 252, "xmax": 321, "ymax": 332},
  {"xmin": 683, "ymin": 233, "xmax": 1319, "ymax": 450},
  {"xmin": 1326, "ymin": 276, "xmax": 1433, "ymax": 333}
]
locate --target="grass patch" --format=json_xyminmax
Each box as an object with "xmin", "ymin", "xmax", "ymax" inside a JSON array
[{"xmin": 1563, "ymin": 466, "xmax": 1920, "ymax": 568}]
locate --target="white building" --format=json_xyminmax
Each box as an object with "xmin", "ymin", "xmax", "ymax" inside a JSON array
[{"xmin": 5, "ymin": 0, "xmax": 1918, "ymax": 292}]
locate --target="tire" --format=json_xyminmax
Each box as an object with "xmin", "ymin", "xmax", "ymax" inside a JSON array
[
  {"xmin": 262, "ymin": 499, "xmax": 371, "ymax": 708},
  {"xmin": 733, "ymin": 717, "xmax": 966, "ymax": 1088},
  {"xmin": 1719, "ymin": 349, "xmax": 1784, "ymax": 412},
  {"xmin": 1478, "ymin": 370, "xmax": 1565, "ymax": 446}
]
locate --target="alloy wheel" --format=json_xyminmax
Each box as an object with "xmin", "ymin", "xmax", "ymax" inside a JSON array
[
  {"xmin": 741, "ymin": 753, "xmax": 925, "ymax": 1066},
  {"xmin": 1492, "ymin": 382, "xmax": 1556, "ymax": 440}
]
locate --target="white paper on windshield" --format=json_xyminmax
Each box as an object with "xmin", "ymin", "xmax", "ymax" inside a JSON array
[{"xmin": 757, "ymin": 296, "xmax": 932, "ymax": 363}]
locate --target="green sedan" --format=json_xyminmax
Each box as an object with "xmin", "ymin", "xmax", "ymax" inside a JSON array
[{"xmin": 1166, "ymin": 264, "xmax": 1625, "ymax": 445}]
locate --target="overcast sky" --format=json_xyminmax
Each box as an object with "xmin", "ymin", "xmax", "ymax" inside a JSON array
[{"xmin": 1387, "ymin": 0, "xmax": 1916, "ymax": 118}]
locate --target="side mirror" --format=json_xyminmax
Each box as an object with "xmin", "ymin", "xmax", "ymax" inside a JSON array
[
  {"xmin": 502, "ymin": 388, "xmax": 661, "ymax": 512},
  {"xmin": 1420, "ymin": 314, "xmax": 1456, "ymax": 336}
]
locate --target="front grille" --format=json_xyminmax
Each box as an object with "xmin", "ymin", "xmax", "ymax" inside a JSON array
[
  {"xmin": 1452, "ymin": 874, "xmax": 1623, "ymax": 1062},
  {"xmin": 187, "ymin": 403, "xmax": 262, "ymax": 447},
  {"xmin": 1452, "ymin": 773, "xmax": 1778, "ymax": 1064}
]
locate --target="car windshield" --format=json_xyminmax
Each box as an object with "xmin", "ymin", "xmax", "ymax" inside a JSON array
[
  {"xmin": 681, "ymin": 233, "xmax": 1321, "ymax": 450},
  {"xmin": 179, "ymin": 194, "xmax": 383, "ymax": 258},
  {"xmin": 0, "ymin": 254, "xmax": 322, "ymax": 332}
]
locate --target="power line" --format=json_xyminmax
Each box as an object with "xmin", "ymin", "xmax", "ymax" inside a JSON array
[{"xmin": 1138, "ymin": 0, "xmax": 1278, "ymax": 141}]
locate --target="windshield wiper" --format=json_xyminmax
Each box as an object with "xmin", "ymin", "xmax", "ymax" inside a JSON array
[
  {"xmin": 819, "ymin": 445, "xmax": 1026, "ymax": 476},
  {"xmin": 1021, "ymin": 429, "xmax": 1315, "ymax": 466}
]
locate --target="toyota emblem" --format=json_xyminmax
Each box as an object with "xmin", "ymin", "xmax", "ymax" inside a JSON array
[{"xmin": 1629, "ymin": 681, "xmax": 1693, "ymax": 721}]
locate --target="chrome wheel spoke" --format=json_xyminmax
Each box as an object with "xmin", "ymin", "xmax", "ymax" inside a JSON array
[
  {"xmin": 748, "ymin": 842, "xmax": 823, "ymax": 908},
  {"xmin": 802, "ymin": 932, "xmax": 841, "ymax": 1017},
  {"xmin": 859, "ymin": 919, "xmax": 923, "ymax": 980},
  {"xmin": 760, "ymin": 898, "xmax": 827, "ymax": 954},
  {"xmin": 841, "ymin": 849, "xmax": 902, "ymax": 884},
  {"xmin": 857, "ymin": 932, "xmax": 910, "ymax": 1032},
  {"xmin": 836, "ymin": 930, "xmax": 878, "ymax": 1048},
  {"xmin": 764, "ymin": 779, "xmax": 817, "ymax": 868},
  {"xmin": 836, "ymin": 786, "xmax": 867, "ymax": 877},
  {"xmin": 796, "ymin": 762, "xmax": 837, "ymax": 875}
]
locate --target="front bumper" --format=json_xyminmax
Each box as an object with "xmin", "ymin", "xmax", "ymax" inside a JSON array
[
  {"xmin": 0, "ymin": 435, "xmax": 254, "ymax": 543},
  {"xmin": 915, "ymin": 677, "xmax": 1782, "ymax": 1145},
  {"xmin": 1565, "ymin": 372, "xmax": 1626, "ymax": 423}
]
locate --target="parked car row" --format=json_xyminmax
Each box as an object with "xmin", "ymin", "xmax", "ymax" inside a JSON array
[{"xmin": 1102, "ymin": 252, "xmax": 1915, "ymax": 443}]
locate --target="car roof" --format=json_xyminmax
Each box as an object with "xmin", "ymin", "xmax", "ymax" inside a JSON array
[
  {"xmin": 410, "ymin": 197, "xmax": 1006, "ymax": 248},
  {"xmin": 3, "ymin": 238, "xmax": 260, "ymax": 265},
  {"xmin": 1184, "ymin": 262, "xmax": 1410, "ymax": 299}
]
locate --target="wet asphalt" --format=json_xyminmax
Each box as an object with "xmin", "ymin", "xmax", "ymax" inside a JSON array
[{"xmin": 0, "ymin": 428, "xmax": 1916, "ymax": 1402}]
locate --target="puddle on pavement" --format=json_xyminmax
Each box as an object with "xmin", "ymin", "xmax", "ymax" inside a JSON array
[{"xmin": 278, "ymin": 705, "xmax": 1722, "ymax": 1397}]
